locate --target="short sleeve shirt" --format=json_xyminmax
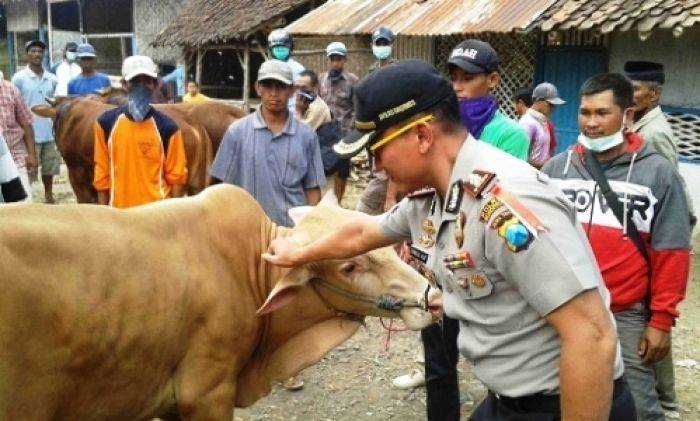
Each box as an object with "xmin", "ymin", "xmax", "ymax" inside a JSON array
[
  {"xmin": 211, "ymin": 110, "xmax": 326, "ymax": 227},
  {"xmin": 480, "ymin": 111, "xmax": 530, "ymax": 161},
  {"xmin": 67, "ymin": 73, "xmax": 111, "ymax": 96},
  {"xmin": 378, "ymin": 137, "xmax": 623, "ymax": 397},
  {"xmin": 518, "ymin": 108, "xmax": 551, "ymax": 165},
  {"xmin": 12, "ymin": 67, "xmax": 57, "ymax": 143}
]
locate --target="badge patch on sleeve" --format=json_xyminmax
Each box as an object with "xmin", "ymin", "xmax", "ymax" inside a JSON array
[
  {"xmin": 463, "ymin": 170, "xmax": 496, "ymax": 199},
  {"xmin": 497, "ymin": 217, "xmax": 534, "ymax": 252}
]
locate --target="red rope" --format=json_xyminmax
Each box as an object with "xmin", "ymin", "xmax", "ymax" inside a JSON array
[{"xmin": 379, "ymin": 317, "xmax": 409, "ymax": 352}]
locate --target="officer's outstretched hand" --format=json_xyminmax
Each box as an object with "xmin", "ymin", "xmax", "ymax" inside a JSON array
[
  {"xmin": 263, "ymin": 238, "xmax": 304, "ymax": 268},
  {"xmin": 639, "ymin": 326, "xmax": 671, "ymax": 365}
]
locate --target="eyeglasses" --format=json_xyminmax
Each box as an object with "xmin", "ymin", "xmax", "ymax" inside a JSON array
[{"xmin": 369, "ymin": 114, "xmax": 435, "ymax": 155}]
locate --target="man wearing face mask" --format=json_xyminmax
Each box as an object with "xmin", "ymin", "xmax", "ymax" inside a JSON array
[
  {"xmin": 368, "ymin": 27, "xmax": 396, "ymax": 74},
  {"xmin": 267, "ymin": 29, "xmax": 305, "ymax": 111},
  {"xmin": 542, "ymin": 73, "xmax": 691, "ymax": 421},
  {"xmin": 93, "ymin": 55, "xmax": 187, "ymax": 208},
  {"xmin": 51, "ymin": 42, "xmax": 81, "ymax": 97},
  {"xmin": 448, "ymin": 39, "xmax": 530, "ymax": 161}
]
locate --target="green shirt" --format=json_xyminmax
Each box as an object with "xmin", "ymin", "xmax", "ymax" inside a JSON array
[{"xmin": 480, "ymin": 111, "xmax": 530, "ymax": 161}]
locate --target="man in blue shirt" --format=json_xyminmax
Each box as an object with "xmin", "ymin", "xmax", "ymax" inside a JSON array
[
  {"xmin": 211, "ymin": 59, "xmax": 325, "ymax": 228},
  {"xmin": 67, "ymin": 43, "xmax": 111, "ymax": 96},
  {"xmin": 12, "ymin": 39, "xmax": 58, "ymax": 203}
]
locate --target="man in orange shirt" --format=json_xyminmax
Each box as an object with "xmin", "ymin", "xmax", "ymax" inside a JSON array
[{"xmin": 94, "ymin": 55, "xmax": 187, "ymax": 208}]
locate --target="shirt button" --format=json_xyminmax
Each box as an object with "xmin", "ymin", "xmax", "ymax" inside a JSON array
[
  {"xmin": 446, "ymin": 285, "xmax": 453, "ymax": 294},
  {"xmin": 438, "ymin": 242, "xmax": 445, "ymax": 250}
]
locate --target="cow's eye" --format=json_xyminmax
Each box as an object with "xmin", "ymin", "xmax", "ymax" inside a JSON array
[{"xmin": 340, "ymin": 262, "xmax": 357, "ymax": 276}]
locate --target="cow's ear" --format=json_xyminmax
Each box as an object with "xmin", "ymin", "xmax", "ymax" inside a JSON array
[
  {"xmin": 32, "ymin": 104, "xmax": 57, "ymax": 119},
  {"xmin": 288, "ymin": 206, "xmax": 313, "ymax": 226},
  {"xmin": 257, "ymin": 266, "xmax": 313, "ymax": 315}
]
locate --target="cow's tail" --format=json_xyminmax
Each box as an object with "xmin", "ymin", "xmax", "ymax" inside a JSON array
[{"xmin": 189, "ymin": 124, "xmax": 212, "ymax": 196}]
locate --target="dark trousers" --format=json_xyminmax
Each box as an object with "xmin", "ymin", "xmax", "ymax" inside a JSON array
[
  {"xmin": 469, "ymin": 377, "xmax": 637, "ymax": 421},
  {"xmin": 421, "ymin": 314, "xmax": 461, "ymax": 421}
]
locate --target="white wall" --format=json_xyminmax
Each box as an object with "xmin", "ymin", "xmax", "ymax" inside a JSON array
[{"xmin": 609, "ymin": 28, "xmax": 700, "ymax": 109}]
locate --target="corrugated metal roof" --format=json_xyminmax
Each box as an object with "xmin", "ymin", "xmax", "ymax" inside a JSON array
[
  {"xmin": 529, "ymin": 0, "xmax": 700, "ymax": 36},
  {"xmin": 286, "ymin": 0, "xmax": 558, "ymax": 36}
]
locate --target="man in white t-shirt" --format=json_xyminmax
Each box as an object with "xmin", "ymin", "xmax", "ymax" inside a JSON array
[{"xmin": 51, "ymin": 42, "xmax": 81, "ymax": 96}]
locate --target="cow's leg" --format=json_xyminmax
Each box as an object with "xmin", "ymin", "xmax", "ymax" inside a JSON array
[
  {"xmin": 67, "ymin": 166, "xmax": 97, "ymax": 203},
  {"xmin": 178, "ymin": 378, "xmax": 236, "ymax": 421}
]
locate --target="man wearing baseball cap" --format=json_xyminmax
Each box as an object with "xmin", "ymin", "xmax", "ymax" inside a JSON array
[
  {"xmin": 93, "ymin": 55, "xmax": 187, "ymax": 208},
  {"xmin": 266, "ymin": 60, "xmax": 635, "ymax": 420},
  {"xmin": 320, "ymin": 41, "xmax": 359, "ymax": 136},
  {"xmin": 520, "ymin": 82, "xmax": 565, "ymax": 168},
  {"xmin": 68, "ymin": 42, "xmax": 111, "ymax": 95},
  {"xmin": 447, "ymin": 39, "xmax": 530, "ymax": 161},
  {"xmin": 212, "ymin": 59, "xmax": 325, "ymax": 229}
]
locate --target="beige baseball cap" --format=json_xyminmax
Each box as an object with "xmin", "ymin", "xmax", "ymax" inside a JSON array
[{"xmin": 122, "ymin": 55, "xmax": 158, "ymax": 82}]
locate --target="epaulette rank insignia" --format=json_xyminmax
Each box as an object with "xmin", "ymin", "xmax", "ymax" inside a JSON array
[
  {"xmin": 407, "ymin": 188, "xmax": 436, "ymax": 199},
  {"xmin": 463, "ymin": 170, "xmax": 496, "ymax": 199},
  {"xmin": 479, "ymin": 184, "xmax": 547, "ymax": 252}
]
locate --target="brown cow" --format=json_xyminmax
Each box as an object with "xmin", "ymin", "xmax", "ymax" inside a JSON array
[
  {"xmin": 0, "ymin": 185, "xmax": 438, "ymax": 420},
  {"xmin": 33, "ymin": 98, "xmax": 241, "ymax": 203}
]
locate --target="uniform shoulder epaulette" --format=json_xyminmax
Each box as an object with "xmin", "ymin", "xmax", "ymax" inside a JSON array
[
  {"xmin": 407, "ymin": 188, "xmax": 436, "ymax": 199},
  {"xmin": 462, "ymin": 169, "xmax": 497, "ymax": 199}
]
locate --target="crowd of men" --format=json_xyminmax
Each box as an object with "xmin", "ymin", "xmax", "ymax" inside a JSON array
[{"xmin": 0, "ymin": 25, "xmax": 695, "ymax": 421}]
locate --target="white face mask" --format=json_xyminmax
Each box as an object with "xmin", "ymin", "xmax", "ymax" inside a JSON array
[
  {"xmin": 66, "ymin": 51, "xmax": 77, "ymax": 62},
  {"xmin": 577, "ymin": 117, "xmax": 627, "ymax": 152},
  {"xmin": 372, "ymin": 45, "xmax": 392, "ymax": 60}
]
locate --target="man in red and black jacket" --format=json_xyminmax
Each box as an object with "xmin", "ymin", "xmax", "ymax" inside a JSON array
[{"xmin": 542, "ymin": 73, "xmax": 691, "ymax": 421}]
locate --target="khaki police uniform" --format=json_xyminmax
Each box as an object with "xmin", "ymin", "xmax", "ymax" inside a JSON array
[{"xmin": 379, "ymin": 136, "xmax": 625, "ymax": 397}]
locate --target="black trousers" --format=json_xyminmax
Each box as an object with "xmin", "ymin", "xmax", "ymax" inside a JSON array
[
  {"xmin": 469, "ymin": 377, "xmax": 637, "ymax": 421},
  {"xmin": 421, "ymin": 314, "xmax": 461, "ymax": 421}
]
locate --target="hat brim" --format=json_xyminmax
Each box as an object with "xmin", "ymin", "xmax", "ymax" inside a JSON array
[
  {"xmin": 124, "ymin": 70, "xmax": 158, "ymax": 82},
  {"xmin": 333, "ymin": 130, "xmax": 377, "ymax": 158},
  {"xmin": 546, "ymin": 98, "xmax": 566, "ymax": 105},
  {"xmin": 448, "ymin": 58, "xmax": 488, "ymax": 74},
  {"xmin": 327, "ymin": 52, "xmax": 347, "ymax": 57},
  {"xmin": 77, "ymin": 53, "xmax": 96, "ymax": 58},
  {"xmin": 257, "ymin": 74, "xmax": 293, "ymax": 86}
]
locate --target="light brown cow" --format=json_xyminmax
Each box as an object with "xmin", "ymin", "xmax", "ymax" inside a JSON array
[
  {"xmin": 0, "ymin": 185, "xmax": 437, "ymax": 420},
  {"xmin": 32, "ymin": 99, "xmax": 243, "ymax": 203}
]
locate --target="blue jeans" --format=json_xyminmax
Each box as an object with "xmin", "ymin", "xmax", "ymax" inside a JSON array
[{"xmin": 614, "ymin": 303, "xmax": 665, "ymax": 421}]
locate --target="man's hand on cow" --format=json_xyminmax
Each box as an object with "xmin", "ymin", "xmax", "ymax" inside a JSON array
[
  {"xmin": 639, "ymin": 326, "xmax": 671, "ymax": 365},
  {"xmin": 263, "ymin": 238, "xmax": 305, "ymax": 267}
]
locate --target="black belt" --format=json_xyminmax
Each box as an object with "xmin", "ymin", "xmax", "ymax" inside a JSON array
[{"xmin": 490, "ymin": 377, "xmax": 628, "ymax": 414}]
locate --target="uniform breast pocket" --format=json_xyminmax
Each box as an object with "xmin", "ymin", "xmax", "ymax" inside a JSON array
[{"xmin": 451, "ymin": 270, "xmax": 524, "ymax": 334}]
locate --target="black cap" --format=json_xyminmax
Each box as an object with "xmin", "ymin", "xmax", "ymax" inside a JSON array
[
  {"xmin": 372, "ymin": 27, "xmax": 394, "ymax": 44},
  {"xmin": 25, "ymin": 39, "xmax": 46, "ymax": 52},
  {"xmin": 333, "ymin": 59, "xmax": 453, "ymax": 158},
  {"xmin": 624, "ymin": 61, "xmax": 665, "ymax": 85},
  {"xmin": 65, "ymin": 42, "xmax": 78, "ymax": 51},
  {"xmin": 447, "ymin": 39, "xmax": 500, "ymax": 74}
]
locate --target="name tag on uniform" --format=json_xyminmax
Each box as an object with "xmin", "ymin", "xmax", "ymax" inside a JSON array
[{"xmin": 409, "ymin": 246, "xmax": 429, "ymax": 264}]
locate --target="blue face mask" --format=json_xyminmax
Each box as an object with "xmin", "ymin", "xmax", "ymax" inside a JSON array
[
  {"xmin": 127, "ymin": 84, "xmax": 153, "ymax": 123},
  {"xmin": 271, "ymin": 46, "xmax": 291, "ymax": 61},
  {"xmin": 372, "ymin": 45, "xmax": 392, "ymax": 60}
]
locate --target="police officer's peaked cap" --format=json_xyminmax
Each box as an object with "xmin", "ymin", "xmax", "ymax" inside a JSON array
[
  {"xmin": 333, "ymin": 59, "xmax": 453, "ymax": 158},
  {"xmin": 624, "ymin": 61, "xmax": 665, "ymax": 85}
]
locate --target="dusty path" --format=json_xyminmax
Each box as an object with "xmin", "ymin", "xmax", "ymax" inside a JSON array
[{"xmin": 38, "ymin": 167, "xmax": 700, "ymax": 420}]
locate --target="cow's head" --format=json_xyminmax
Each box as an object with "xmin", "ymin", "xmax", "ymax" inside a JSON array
[{"xmin": 258, "ymin": 194, "xmax": 439, "ymax": 331}]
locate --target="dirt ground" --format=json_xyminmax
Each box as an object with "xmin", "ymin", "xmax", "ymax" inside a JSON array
[{"xmin": 36, "ymin": 167, "xmax": 700, "ymax": 420}]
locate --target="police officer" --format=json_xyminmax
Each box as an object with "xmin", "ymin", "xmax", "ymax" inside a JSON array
[{"xmin": 263, "ymin": 60, "xmax": 636, "ymax": 420}]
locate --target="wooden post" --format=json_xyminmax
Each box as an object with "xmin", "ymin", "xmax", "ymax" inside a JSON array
[
  {"xmin": 47, "ymin": 1, "xmax": 54, "ymax": 66},
  {"xmin": 195, "ymin": 48, "xmax": 203, "ymax": 85},
  {"xmin": 242, "ymin": 43, "xmax": 250, "ymax": 113}
]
